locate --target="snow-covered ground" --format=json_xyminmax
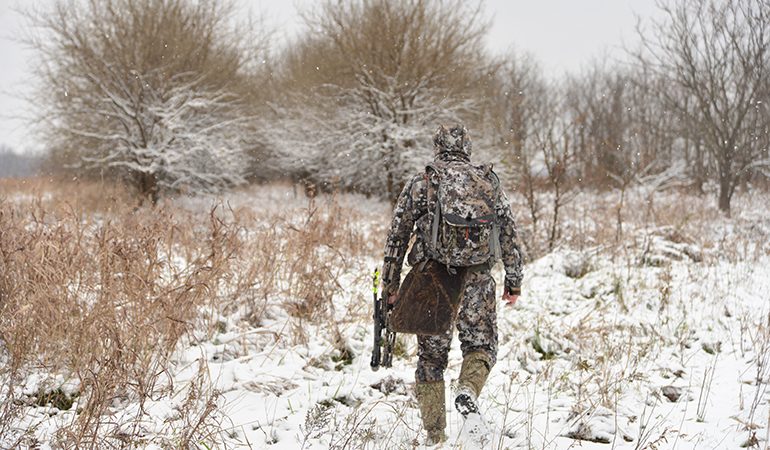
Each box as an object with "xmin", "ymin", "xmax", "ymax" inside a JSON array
[{"xmin": 4, "ymin": 185, "xmax": 770, "ymax": 449}]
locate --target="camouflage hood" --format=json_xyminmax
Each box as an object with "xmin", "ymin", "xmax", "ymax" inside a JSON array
[{"xmin": 433, "ymin": 123, "xmax": 472, "ymax": 162}]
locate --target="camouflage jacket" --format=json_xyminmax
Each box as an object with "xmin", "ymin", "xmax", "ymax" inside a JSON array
[{"xmin": 383, "ymin": 152, "xmax": 523, "ymax": 297}]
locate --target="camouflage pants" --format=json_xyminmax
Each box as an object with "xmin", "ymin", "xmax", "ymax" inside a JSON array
[{"xmin": 415, "ymin": 269, "xmax": 498, "ymax": 383}]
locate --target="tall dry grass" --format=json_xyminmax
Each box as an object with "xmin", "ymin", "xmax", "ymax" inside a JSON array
[
  {"xmin": 2, "ymin": 176, "xmax": 767, "ymax": 448},
  {"xmin": 513, "ymin": 182, "xmax": 770, "ymax": 264},
  {"xmin": 501, "ymin": 183, "xmax": 770, "ymax": 448},
  {"xmin": 1, "ymin": 201, "xmax": 237, "ymax": 447},
  {"xmin": 0, "ymin": 178, "xmax": 385, "ymax": 449}
]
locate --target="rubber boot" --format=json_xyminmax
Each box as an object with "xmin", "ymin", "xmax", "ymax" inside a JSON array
[
  {"xmin": 455, "ymin": 352, "xmax": 492, "ymax": 446},
  {"xmin": 415, "ymin": 380, "xmax": 447, "ymax": 446},
  {"xmin": 455, "ymin": 352, "xmax": 490, "ymax": 413}
]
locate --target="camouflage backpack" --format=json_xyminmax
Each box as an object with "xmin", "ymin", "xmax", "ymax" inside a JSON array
[{"xmin": 425, "ymin": 160, "xmax": 502, "ymax": 267}]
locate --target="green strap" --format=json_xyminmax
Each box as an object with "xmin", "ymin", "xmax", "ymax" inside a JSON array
[{"xmin": 468, "ymin": 260, "xmax": 492, "ymax": 273}]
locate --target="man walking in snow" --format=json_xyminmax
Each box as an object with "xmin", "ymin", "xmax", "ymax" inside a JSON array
[{"xmin": 381, "ymin": 123, "xmax": 523, "ymax": 445}]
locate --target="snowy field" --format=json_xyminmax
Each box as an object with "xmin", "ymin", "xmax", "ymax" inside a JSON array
[{"xmin": 2, "ymin": 183, "xmax": 769, "ymax": 449}]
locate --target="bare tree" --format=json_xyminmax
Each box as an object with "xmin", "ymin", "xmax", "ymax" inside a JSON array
[
  {"xmin": 538, "ymin": 81, "xmax": 585, "ymax": 252},
  {"xmin": 488, "ymin": 51, "xmax": 544, "ymax": 171},
  {"xmin": 623, "ymin": 66, "xmax": 681, "ymax": 182},
  {"xmin": 269, "ymin": 0, "xmax": 491, "ymax": 201},
  {"xmin": 494, "ymin": 72, "xmax": 582, "ymax": 255},
  {"xmin": 634, "ymin": 0, "xmax": 770, "ymax": 214},
  {"xmin": 23, "ymin": 0, "xmax": 270, "ymax": 204},
  {"xmin": 485, "ymin": 50, "xmax": 550, "ymax": 257}
]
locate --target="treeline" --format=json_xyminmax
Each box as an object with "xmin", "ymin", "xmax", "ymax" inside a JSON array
[
  {"xmin": 21, "ymin": 0, "xmax": 770, "ymax": 213},
  {"xmin": 0, "ymin": 146, "xmax": 39, "ymax": 178}
]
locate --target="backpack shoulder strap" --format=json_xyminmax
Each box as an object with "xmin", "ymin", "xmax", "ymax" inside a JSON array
[
  {"xmin": 425, "ymin": 163, "xmax": 442, "ymax": 255},
  {"xmin": 486, "ymin": 164, "xmax": 503, "ymax": 263},
  {"xmin": 488, "ymin": 164, "xmax": 500, "ymax": 204}
]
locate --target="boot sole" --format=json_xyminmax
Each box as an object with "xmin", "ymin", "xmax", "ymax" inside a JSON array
[{"xmin": 454, "ymin": 392, "xmax": 479, "ymax": 417}]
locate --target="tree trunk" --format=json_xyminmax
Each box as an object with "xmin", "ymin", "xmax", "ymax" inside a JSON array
[
  {"xmin": 140, "ymin": 172, "xmax": 159, "ymax": 206},
  {"xmin": 718, "ymin": 168, "xmax": 732, "ymax": 216}
]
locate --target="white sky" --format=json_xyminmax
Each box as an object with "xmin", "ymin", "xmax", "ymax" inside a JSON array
[{"xmin": 0, "ymin": 0, "xmax": 664, "ymax": 155}]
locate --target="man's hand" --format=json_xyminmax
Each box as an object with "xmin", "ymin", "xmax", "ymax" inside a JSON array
[{"xmin": 503, "ymin": 292, "xmax": 518, "ymax": 306}]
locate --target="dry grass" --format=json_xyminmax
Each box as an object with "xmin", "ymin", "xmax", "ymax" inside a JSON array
[
  {"xmin": 1, "ymin": 176, "xmax": 767, "ymax": 448},
  {"xmin": 0, "ymin": 199, "xmax": 236, "ymax": 448},
  {"xmin": 501, "ymin": 184, "xmax": 770, "ymax": 448},
  {"xmin": 0, "ymin": 176, "xmax": 136, "ymax": 215},
  {"xmin": 0, "ymin": 178, "xmax": 385, "ymax": 449},
  {"xmin": 513, "ymin": 183, "xmax": 769, "ymax": 264}
]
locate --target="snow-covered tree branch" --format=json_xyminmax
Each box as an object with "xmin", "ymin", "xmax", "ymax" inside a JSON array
[
  {"xmin": 268, "ymin": 0, "xmax": 491, "ymax": 201},
  {"xmin": 24, "ymin": 0, "xmax": 268, "ymax": 204}
]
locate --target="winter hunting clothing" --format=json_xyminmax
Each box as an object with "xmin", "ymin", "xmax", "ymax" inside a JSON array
[
  {"xmin": 381, "ymin": 123, "xmax": 523, "ymax": 443},
  {"xmin": 415, "ymin": 381, "xmax": 448, "ymax": 445},
  {"xmin": 383, "ymin": 124, "xmax": 523, "ymax": 303},
  {"xmin": 414, "ymin": 269, "xmax": 499, "ymax": 381}
]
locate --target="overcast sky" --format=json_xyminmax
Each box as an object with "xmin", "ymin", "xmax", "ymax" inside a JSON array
[{"xmin": 0, "ymin": 0, "xmax": 664, "ymax": 155}]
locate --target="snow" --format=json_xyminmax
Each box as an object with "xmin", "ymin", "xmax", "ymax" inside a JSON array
[{"xmin": 2, "ymin": 184, "xmax": 769, "ymax": 450}]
